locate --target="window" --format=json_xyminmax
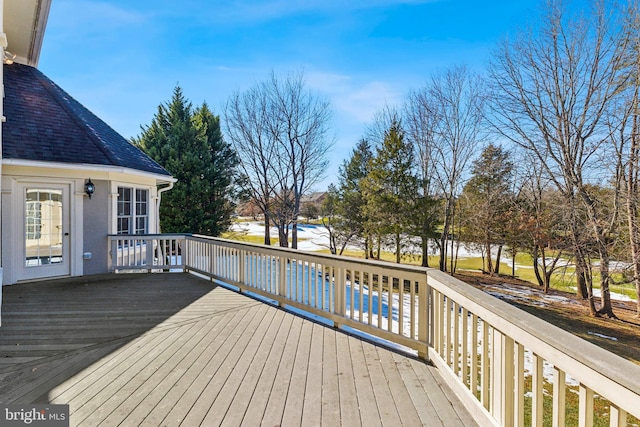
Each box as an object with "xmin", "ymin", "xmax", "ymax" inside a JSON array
[
  {"xmin": 117, "ymin": 187, "xmax": 149, "ymax": 234},
  {"xmin": 135, "ymin": 189, "xmax": 148, "ymax": 234}
]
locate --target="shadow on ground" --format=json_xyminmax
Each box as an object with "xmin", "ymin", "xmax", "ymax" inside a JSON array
[{"xmin": 0, "ymin": 273, "xmax": 220, "ymax": 403}]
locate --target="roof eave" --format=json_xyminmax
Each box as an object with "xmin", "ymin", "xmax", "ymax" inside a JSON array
[
  {"xmin": 1, "ymin": 158, "xmax": 177, "ymax": 184},
  {"xmin": 4, "ymin": 0, "xmax": 52, "ymax": 67},
  {"xmin": 27, "ymin": 0, "xmax": 51, "ymax": 67}
]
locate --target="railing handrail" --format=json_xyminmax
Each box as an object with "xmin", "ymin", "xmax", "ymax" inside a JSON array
[
  {"xmin": 190, "ymin": 234, "xmax": 430, "ymax": 275},
  {"xmin": 107, "ymin": 233, "xmax": 192, "ymax": 238},
  {"xmin": 427, "ymin": 269, "xmax": 640, "ymax": 413}
]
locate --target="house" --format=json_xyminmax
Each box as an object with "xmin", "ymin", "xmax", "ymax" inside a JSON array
[
  {"xmin": 299, "ymin": 191, "xmax": 326, "ymax": 219},
  {"xmin": 0, "ymin": 0, "xmax": 175, "ymax": 286}
]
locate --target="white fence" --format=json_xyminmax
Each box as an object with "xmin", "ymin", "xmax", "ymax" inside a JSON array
[
  {"xmin": 108, "ymin": 234, "xmax": 185, "ymax": 271},
  {"xmin": 109, "ymin": 234, "xmax": 640, "ymax": 427}
]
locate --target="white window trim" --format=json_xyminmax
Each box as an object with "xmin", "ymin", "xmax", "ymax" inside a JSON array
[{"xmin": 116, "ymin": 186, "xmax": 149, "ymax": 235}]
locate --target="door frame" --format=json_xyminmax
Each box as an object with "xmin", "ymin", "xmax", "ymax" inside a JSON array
[
  {"xmin": 17, "ymin": 182, "xmax": 71, "ymax": 281},
  {"xmin": 3, "ymin": 178, "xmax": 83, "ymax": 284}
]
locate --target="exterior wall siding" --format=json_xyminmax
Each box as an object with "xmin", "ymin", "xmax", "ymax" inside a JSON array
[{"xmin": 82, "ymin": 179, "xmax": 109, "ymax": 276}]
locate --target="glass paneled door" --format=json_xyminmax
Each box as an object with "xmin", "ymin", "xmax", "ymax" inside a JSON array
[{"xmin": 18, "ymin": 184, "xmax": 71, "ymax": 281}]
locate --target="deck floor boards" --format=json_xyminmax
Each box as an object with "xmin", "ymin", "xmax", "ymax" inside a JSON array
[
  {"xmin": 348, "ymin": 339, "xmax": 382, "ymax": 427},
  {"xmin": 0, "ymin": 273, "xmax": 477, "ymax": 426},
  {"xmin": 278, "ymin": 313, "xmax": 310, "ymax": 427}
]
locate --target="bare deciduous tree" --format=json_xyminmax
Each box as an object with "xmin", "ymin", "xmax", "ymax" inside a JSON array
[
  {"xmin": 224, "ymin": 71, "xmax": 332, "ymax": 248},
  {"xmin": 266, "ymin": 71, "xmax": 333, "ymax": 249},
  {"xmin": 616, "ymin": 2, "xmax": 640, "ymax": 316},
  {"xmin": 404, "ymin": 89, "xmax": 441, "ymax": 267},
  {"xmin": 489, "ymin": 0, "xmax": 632, "ymax": 317},
  {"xmin": 224, "ymin": 85, "xmax": 277, "ymax": 245},
  {"xmin": 429, "ymin": 65, "xmax": 487, "ymax": 273},
  {"xmin": 515, "ymin": 155, "xmax": 568, "ymax": 293}
]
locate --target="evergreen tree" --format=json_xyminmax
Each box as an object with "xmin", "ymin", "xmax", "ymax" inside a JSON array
[
  {"xmin": 361, "ymin": 121, "xmax": 419, "ymax": 263},
  {"xmin": 321, "ymin": 184, "xmax": 346, "ymax": 255},
  {"xmin": 336, "ymin": 139, "xmax": 374, "ymax": 257},
  {"xmin": 460, "ymin": 144, "xmax": 514, "ymax": 274},
  {"xmin": 134, "ymin": 86, "xmax": 240, "ymax": 235}
]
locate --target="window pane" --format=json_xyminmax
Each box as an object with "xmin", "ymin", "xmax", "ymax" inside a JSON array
[
  {"xmin": 136, "ymin": 189, "xmax": 148, "ymax": 215},
  {"xmin": 118, "ymin": 187, "xmax": 131, "ymax": 216},
  {"xmin": 117, "ymin": 218, "xmax": 130, "ymax": 235},
  {"xmin": 135, "ymin": 217, "xmax": 147, "ymax": 234}
]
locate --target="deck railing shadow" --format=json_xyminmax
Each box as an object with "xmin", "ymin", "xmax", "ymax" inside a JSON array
[
  {"xmin": 0, "ymin": 273, "xmax": 222, "ymax": 404},
  {"xmin": 109, "ymin": 234, "xmax": 640, "ymax": 427}
]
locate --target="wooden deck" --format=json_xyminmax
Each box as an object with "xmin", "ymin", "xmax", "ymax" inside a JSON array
[{"xmin": 0, "ymin": 273, "xmax": 477, "ymax": 426}]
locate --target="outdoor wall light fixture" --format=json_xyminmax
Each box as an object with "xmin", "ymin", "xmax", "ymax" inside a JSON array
[
  {"xmin": 3, "ymin": 51, "xmax": 16, "ymax": 65},
  {"xmin": 85, "ymin": 179, "xmax": 95, "ymax": 199}
]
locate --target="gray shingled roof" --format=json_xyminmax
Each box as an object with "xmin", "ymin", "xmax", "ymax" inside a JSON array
[{"xmin": 2, "ymin": 63, "xmax": 171, "ymax": 177}]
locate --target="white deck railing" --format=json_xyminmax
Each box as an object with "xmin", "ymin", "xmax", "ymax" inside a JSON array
[
  {"xmin": 108, "ymin": 234, "xmax": 185, "ymax": 272},
  {"xmin": 109, "ymin": 234, "xmax": 640, "ymax": 427}
]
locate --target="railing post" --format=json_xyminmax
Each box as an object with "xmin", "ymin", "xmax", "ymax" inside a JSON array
[
  {"xmin": 461, "ymin": 307, "xmax": 469, "ymax": 386},
  {"xmin": 552, "ymin": 367, "xmax": 566, "ymax": 427},
  {"xmin": 418, "ymin": 272, "xmax": 428, "ymax": 360},
  {"xmin": 452, "ymin": 301, "xmax": 460, "ymax": 375},
  {"xmin": 491, "ymin": 329, "xmax": 514, "ymax": 425},
  {"xmin": 334, "ymin": 266, "xmax": 345, "ymax": 328},
  {"xmin": 609, "ymin": 405, "xmax": 627, "ymax": 427},
  {"xmin": 238, "ymin": 249, "xmax": 246, "ymax": 285},
  {"xmin": 515, "ymin": 343, "xmax": 525, "ymax": 427},
  {"xmin": 181, "ymin": 236, "xmax": 187, "ymax": 270},
  {"xmin": 470, "ymin": 313, "xmax": 479, "ymax": 400},
  {"xmin": 532, "ymin": 354, "xmax": 544, "ymax": 427},
  {"xmin": 480, "ymin": 321, "xmax": 490, "ymax": 410},
  {"xmin": 145, "ymin": 237, "xmax": 154, "ymax": 271},
  {"xmin": 437, "ymin": 291, "xmax": 445, "ymax": 359},
  {"xmin": 278, "ymin": 256, "xmax": 287, "ymax": 304},
  {"xmin": 211, "ymin": 242, "xmax": 217, "ymax": 277},
  {"xmin": 157, "ymin": 239, "xmax": 165, "ymax": 269},
  {"xmin": 109, "ymin": 237, "xmax": 117, "ymax": 271},
  {"xmin": 578, "ymin": 384, "xmax": 594, "ymax": 427}
]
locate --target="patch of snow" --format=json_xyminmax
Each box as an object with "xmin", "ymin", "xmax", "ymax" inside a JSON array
[
  {"xmin": 591, "ymin": 288, "xmax": 634, "ymax": 302},
  {"xmin": 483, "ymin": 285, "xmax": 572, "ymax": 307},
  {"xmin": 592, "ymin": 260, "xmax": 632, "ymax": 271},
  {"xmin": 571, "ymin": 287, "xmax": 634, "ymax": 302},
  {"xmin": 587, "ymin": 332, "xmax": 618, "ymax": 341}
]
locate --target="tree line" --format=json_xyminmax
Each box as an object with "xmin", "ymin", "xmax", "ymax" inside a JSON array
[
  {"xmin": 134, "ymin": 0, "xmax": 639, "ymax": 319},
  {"xmin": 322, "ymin": 0, "xmax": 640, "ymax": 319}
]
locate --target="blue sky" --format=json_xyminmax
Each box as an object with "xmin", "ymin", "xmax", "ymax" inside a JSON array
[{"xmin": 39, "ymin": 0, "xmax": 543, "ymax": 189}]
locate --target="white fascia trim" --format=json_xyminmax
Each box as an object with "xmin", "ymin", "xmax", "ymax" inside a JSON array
[
  {"xmin": 29, "ymin": 0, "xmax": 52, "ymax": 67},
  {"xmin": 1, "ymin": 159, "xmax": 177, "ymax": 184}
]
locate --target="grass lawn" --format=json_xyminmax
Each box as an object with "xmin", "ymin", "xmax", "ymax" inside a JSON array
[{"xmin": 221, "ymin": 231, "xmax": 278, "ymax": 245}]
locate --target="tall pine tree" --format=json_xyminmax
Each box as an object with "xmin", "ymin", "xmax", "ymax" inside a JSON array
[
  {"xmin": 361, "ymin": 121, "xmax": 419, "ymax": 263},
  {"xmin": 133, "ymin": 86, "xmax": 240, "ymax": 235},
  {"xmin": 460, "ymin": 144, "xmax": 514, "ymax": 274},
  {"xmin": 337, "ymin": 139, "xmax": 374, "ymax": 258}
]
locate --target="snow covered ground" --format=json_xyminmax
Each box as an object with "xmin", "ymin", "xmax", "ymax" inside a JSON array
[
  {"xmin": 230, "ymin": 221, "xmax": 333, "ymax": 252},
  {"xmin": 230, "ymin": 220, "xmax": 636, "ymax": 302}
]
